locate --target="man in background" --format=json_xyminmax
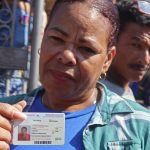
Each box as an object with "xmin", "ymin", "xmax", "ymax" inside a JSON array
[{"xmin": 101, "ymin": 0, "xmax": 150, "ymax": 101}]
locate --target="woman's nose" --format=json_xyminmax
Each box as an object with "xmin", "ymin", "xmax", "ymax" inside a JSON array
[{"xmin": 57, "ymin": 49, "xmax": 77, "ymax": 66}]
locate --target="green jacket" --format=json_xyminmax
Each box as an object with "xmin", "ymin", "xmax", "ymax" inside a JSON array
[{"xmin": 1, "ymin": 84, "xmax": 150, "ymax": 150}]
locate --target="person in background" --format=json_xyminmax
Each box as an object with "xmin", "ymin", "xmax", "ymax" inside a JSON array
[
  {"xmin": 18, "ymin": 126, "xmax": 30, "ymax": 141},
  {"xmin": 0, "ymin": 0, "xmax": 150, "ymax": 150},
  {"xmin": 101, "ymin": 0, "xmax": 150, "ymax": 101}
]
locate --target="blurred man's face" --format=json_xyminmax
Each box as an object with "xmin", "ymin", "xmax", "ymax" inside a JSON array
[{"xmin": 111, "ymin": 22, "xmax": 150, "ymax": 83}]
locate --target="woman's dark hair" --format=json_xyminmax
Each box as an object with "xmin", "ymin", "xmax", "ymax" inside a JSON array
[{"xmin": 46, "ymin": 0, "xmax": 119, "ymax": 50}]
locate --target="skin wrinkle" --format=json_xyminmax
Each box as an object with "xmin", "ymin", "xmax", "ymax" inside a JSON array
[
  {"xmin": 72, "ymin": 7, "xmax": 102, "ymax": 46},
  {"xmin": 47, "ymin": 7, "xmax": 109, "ymax": 55},
  {"xmin": 139, "ymin": 34, "xmax": 150, "ymax": 47},
  {"xmin": 49, "ymin": 0, "xmax": 119, "ymax": 49}
]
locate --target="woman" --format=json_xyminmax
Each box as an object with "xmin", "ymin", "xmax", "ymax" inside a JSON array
[{"xmin": 0, "ymin": 0, "xmax": 150, "ymax": 150}]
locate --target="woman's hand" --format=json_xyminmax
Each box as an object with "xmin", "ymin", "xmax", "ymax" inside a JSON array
[{"xmin": 0, "ymin": 101, "xmax": 27, "ymax": 150}]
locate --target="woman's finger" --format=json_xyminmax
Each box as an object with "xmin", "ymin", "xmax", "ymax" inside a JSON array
[
  {"xmin": 0, "ymin": 115, "xmax": 12, "ymax": 132},
  {"xmin": 13, "ymin": 100, "xmax": 27, "ymax": 112},
  {"xmin": 0, "ymin": 127, "xmax": 11, "ymax": 144},
  {"xmin": 0, "ymin": 102, "xmax": 27, "ymax": 120},
  {"xmin": 0, "ymin": 141, "xmax": 9, "ymax": 150}
]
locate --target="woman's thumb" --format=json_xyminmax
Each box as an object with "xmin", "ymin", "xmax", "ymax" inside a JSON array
[
  {"xmin": 13, "ymin": 100, "xmax": 27, "ymax": 111},
  {"xmin": 12, "ymin": 100, "xmax": 27, "ymax": 120}
]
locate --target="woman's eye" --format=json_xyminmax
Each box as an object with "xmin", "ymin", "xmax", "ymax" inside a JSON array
[
  {"xmin": 79, "ymin": 47, "xmax": 96, "ymax": 54},
  {"xmin": 48, "ymin": 36, "xmax": 64, "ymax": 43}
]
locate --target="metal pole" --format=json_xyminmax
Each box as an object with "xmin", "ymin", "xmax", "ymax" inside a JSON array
[{"xmin": 28, "ymin": 0, "xmax": 44, "ymax": 91}]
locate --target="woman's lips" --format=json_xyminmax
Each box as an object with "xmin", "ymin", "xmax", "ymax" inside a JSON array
[{"xmin": 50, "ymin": 69, "xmax": 75, "ymax": 82}]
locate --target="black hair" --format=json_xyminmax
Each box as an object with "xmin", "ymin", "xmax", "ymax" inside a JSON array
[
  {"xmin": 46, "ymin": 0, "xmax": 119, "ymax": 50},
  {"xmin": 116, "ymin": 0, "xmax": 150, "ymax": 36},
  {"xmin": 21, "ymin": 127, "xmax": 27, "ymax": 130}
]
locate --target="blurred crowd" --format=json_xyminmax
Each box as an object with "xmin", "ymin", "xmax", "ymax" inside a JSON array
[{"xmin": 0, "ymin": 0, "xmax": 48, "ymax": 97}]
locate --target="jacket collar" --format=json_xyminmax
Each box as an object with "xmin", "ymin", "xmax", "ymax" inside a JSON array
[{"xmin": 88, "ymin": 82, "xmax": 134, "ymax": 126}]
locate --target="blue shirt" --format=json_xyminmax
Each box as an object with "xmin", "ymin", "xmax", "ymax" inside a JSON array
[{"xmin": 10, "ymin": 94, "xmax": 96, "ymax": 150}]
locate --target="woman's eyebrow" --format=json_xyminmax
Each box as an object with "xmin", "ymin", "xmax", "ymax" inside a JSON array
[
  {"xmin": 79, "ymin": 37, "xmax": 102, "ymax": 49},
  {"xmin": 48, "ymin": 26, "xmax": 68, "ymax": 37}
]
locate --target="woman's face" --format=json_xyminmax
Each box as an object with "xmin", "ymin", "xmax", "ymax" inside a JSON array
[{"xmin": 39, "ymin": 2, "xmax": 115, "ymax": 100}]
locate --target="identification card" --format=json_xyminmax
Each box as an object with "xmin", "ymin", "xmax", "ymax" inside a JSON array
[{"xmin": 12, "ymin": 113, "xmax": 65, "ymax": 145}]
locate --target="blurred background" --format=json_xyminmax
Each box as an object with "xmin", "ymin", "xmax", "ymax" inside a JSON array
[{"xmin": 0, "ymin": 0, "xmax": 54, "ymax": 97}]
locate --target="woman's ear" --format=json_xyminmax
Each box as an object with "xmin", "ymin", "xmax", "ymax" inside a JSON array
[{"xmin": 102, "ymin": 46, "xmax": 116, "ymax": 73}]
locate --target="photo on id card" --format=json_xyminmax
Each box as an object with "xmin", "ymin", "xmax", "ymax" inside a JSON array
[{"xmin": 12, "ymin": 113, "xmax": 65, "ymax": 145}]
